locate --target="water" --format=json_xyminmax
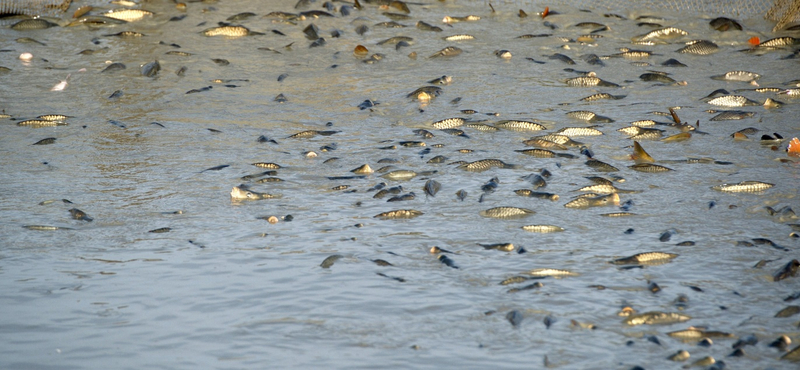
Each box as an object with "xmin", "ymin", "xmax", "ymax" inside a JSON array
[{"xmin": 1, "ymin": 0, "xmax": 799, "ymax": 368}]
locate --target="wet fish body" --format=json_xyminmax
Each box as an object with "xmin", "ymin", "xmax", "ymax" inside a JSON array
[
  {"xmin": 69, "ymin": 208, "xmax": 93, "ymax": 222},
  {"xmin": 430, "ymin": 46, "xmax": 462, "ymax": 58},
  {"xmin": 677, "ymin": 40, "xmax": 719, "ymax": 54},
  {"xmin": 585, "ymin": 159, "xmax": 619, "ymax": 172},
  {"xmin": 612, "ymin": 252, "xmax": 679, "ymax": 265},
  {"xmin": 629, "ymin": 163, "xmax": 673, "ymax": 173},
  {"xmin": 374, "ymin": 209, "xmax": 423, "ymax": 219},
  {"xmin": 230, "ymin": 186, "xmax": 279, "ymax": 200},
  {"xmin": 525, "ymin": 268, "xmax": 577, "ymax": 277},
  {"xmin": 624, "ymin": 311, "xmax": 691, "ymax": 325},
  {"xmin": 567, "ymin": 111, "xmax": 614, "ymax": 123},
  {"xmin": 707, "ymin": 95, "xmax": 759, "ymax": 107},
  {"xmin": 479, "ymin": 243, "xmax": 515, "ymax": 252},
  {"xmin": 432, "ymin": 117, "xmax": 464, "ymax": 129},
  {"xmin": 202, "ymin": 26, "xmax": 252, "ymax": 37},
  {"xmin": 458, "ymin": 159, "xmax": 517, "ymax": 172},
  {"xmin": 712, "ymin": 181, "xmax": 773, "ymax": 193},
  {"xmin": 514, "ymin": 190, "xmax": 559, "ymax": 201},
  {"xmin": 564, "ymin": 193, "xmax": 620, "ymax": 208},
  {"xmin": 494, "ymin": 120, "xmax": 546, "ymax": 131},
  {"xmin": 479, "ymin": 207, "xmax": 535, "ymax": 219}
]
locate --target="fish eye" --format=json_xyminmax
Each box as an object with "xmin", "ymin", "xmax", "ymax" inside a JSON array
[{"xmin": 246, "ymin": 192, "xmax": 254, "ymax": 198}]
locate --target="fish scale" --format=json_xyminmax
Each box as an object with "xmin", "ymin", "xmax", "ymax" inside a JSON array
[
  {"xmin": 677, "ymin": 40, "xmax": 719, "ymax": 54},
  {"xmin": 712, "ymin": 181, "xmax": 774, "ymax": 193},
  {"xmin": 707, "ymin": 95, "xmax": 760, "ymax": 107},
  {"xmin": 432, "ymin": 117, "xmax": 465, "ymax": 129},
  {"xmin": 479, "ymin": 207, "xmax": 535, "ymax": 219}
]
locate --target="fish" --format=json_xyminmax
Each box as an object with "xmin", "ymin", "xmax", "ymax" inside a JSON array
[
  {"xmin": 580, "ymin": 93, "xmax": 625, "ymax": 102},
  {"xmin": 23, "ymin": 225, "xmax": 72, "ymax": 231},
  {"xmin": 711, "ymin": 71, "xmax": 760, "ymax": 82},
  {"xmin": 507, "ymin": 282, "xmax": 544, "ymax": 293},
  {"xmin": 566, "ymin": 111, "xmax": 614, "ymax": 123},
  {"xmin": 774, "ymin": 259, "xmax": 800, "ymax": 282},
  {"xmin": 775, "ymin": 306, "xmax": 800, "ymax": 318},
  {"xmin": 710, "ymin": 17, "xmax": 742, "ymax": 31},
  {"xmin": 549, "ymin": 53, "xmax": 576, "ymax": 64},
  {"xmin": 202, "ymin": 26, "xmax": 253, "ymax": 37},
  {"xmin": 495, "ymin": 50, "xmax": 512, "ymax": 59},
  {"xmin": 531, "ymin": 134, "xmax": 584, "ymax": 147},
  {"xmin": 676, "ymin": 40, "xmax": 719, "ymax": 54},
  {"xmin": 514, "ymin": 190, "xmax": 559, "ymax": 201},
  {"xmin": 148, "ymin": 227, "xmax": 171, "ymax": 233},
  {"xmin": 780, "ymin": 345, "xmax": 800, "ymax": 361},
  {"xmin": 632, "ymin": 27, "xmax": 688, "ymax": 42},
  {"xmin": 522, "ymin": 138, "xmax": 568, "ymax": 150},
  {"xmin": 576, "ymin": 184, "xmax": 639, "ymax": 194},
  {"xmin": 320, "ymin": 254, "xmax": 342, "ymax": 268},
  {"xmin": 11, "ymin": 19, "xmax": 59, "ymax": 30},
  {"xmin": 430, "ymin": 46, "xmax": 462, "ymax": 58},
  {"xmin": 555, "ymin": 127, "xmax": 603, "ymax": 137},
  {"xmin": 374, "ymin": 209, "xmax": 423, "ymax": 219},
  {"xmin": 444, "ymin": 34, "xmax": 475, "ymax": 41},
  {"xmin": 423, "ymin": 180, "xmax": 441, "ymax": 197},
  {"xmin": 495, "ymin": 120, "xmax": 546, "ymax": 131},
  {"xmin": 479, "ymin": 207, "xmax": 535, "ymax": 219},
  {"xmin": 667, "ymin": 327, "xmax": 735, "ymax": 340},
  {"xmin": 585, "ymin": 159, "xmax": 619, "ymax": 172},
  {"xmin": 380, "ymin": 170, "xmax": 417, "ymax": 181},
  {"xmin": 141, "ymin": 60, "xmax": 160, "ymax": 77},
  {"xmin": 32, "ymin": 138, "xmax": 56, "ymax": 145},
  {"xmin": 478, "ymin": 243, "xmax": 515, "ymax": 252},
  {"xmin": 629, "ymin": 163, "xmax": 673, "ymax": 172},
  {"xmin": 408, "ymin": 86, "xmax": 442, "ymax": 101},
  {"xmin": 707, "ymin": 95, "xmax": 760, "ymax": 107},
  {"xmin": 377, "ymin": 36, "xmax": 413, "ymax": 45},
  {"xmin": 458, "ymin": 159, "xmax": 518, "ymax": 172},
  {"xmin": 640, "ymin": 72, "xmax": 679, "ymax": 84},
  {"xmin": 437, "ymin": 254, "xmax": 458, "ymax": 269},
  {"xmin": 612, "ymin": 252, "xmax": 679, "ymax": 265},
  {"xmin": 566, "ymin": 74, "xmax": 619, "ymax": 87},
  {"xmin": 522, "ymin": 225, "xmax": 564, "ymax": 233},
  {"xmin": 350, "ymin": 164, "xmax": 373, "ymax": 174},
  {"xmin": 416, "ymin": 21, "xmax": 443, "ymax": 32},
  {"xmin": 500, "ymin": 276, "xmax": 535, "ymax": 285},
  {"xmin": 287, "ymin": 130, "xmax": 340, "ymax": 138},
  {"xmin": 69, "ymin": 208, "xmax": 93, "ymax": 222},
  {"xmin": 387, "ymin": 192, "xmax": 415, "ymax": 202},
  {"xmin": 515, "ymin": 149, "xmax": 576, "ymax": 159},
  {"xmin": 525, "ymin": 268, "xmax": 577, "ymax": 277},
  {"xmin": 104, "ymin": 8, "xmax": 154, "ymax": 22},
  {"xmin": 17, "ymin": 119, "xmax": 66, "ymax": 127},
  {"xmin": 624, "ymin": 311, "xmax": 691, "ymax": 325},
  {"xmin": 710, "ymin": 111, "xmax": 755, "ymax": 121},
  {"xmin": 564, "ymin": 193, "xmax": 620, "ymax": 208},
  {"xmin": 230, "ymin": 186, "xmax": 280, "ymax": 200},
  {"xmin": 712, "ymin": 181, "xmax": 774, "ymax": 193}
]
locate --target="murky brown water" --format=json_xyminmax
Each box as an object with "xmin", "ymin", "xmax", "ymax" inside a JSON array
[{"xmin": 1, "ymin": 0, "xmax": 799, "ymax": 368}]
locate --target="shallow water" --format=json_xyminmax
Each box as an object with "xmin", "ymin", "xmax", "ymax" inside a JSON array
[{"xmin": 1, "ymin": 0, "xmax": 800, "ymax": 369}]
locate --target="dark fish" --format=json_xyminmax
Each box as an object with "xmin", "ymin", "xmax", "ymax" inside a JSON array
[
  {"xmin": 548, "ymin": 53, "xmax": 575, "ymax": 64},
  {"xmin": 710, "ymin": 17, "xmax": 742, "ymax": 31},
  {"xmin": 287, "ymin": 130, "xmax": 339, "ymax": 138},
  {"xmin": 640, "ymin": 72, "xmax": 678, "ymax": 84},
  {"xmin": 33, "ymin": 137, "xmax": 56, "ymax": 145},
  {"xmin": 438, "ymin": 254, "xmax": 458, "ymax": 269},
  {"xmin": 514, "ymin": 190, "xmax": 559, "ymax": 201},
  {"xmin": 582, "ymin": 53, "xmax": 604, "ymax": 66},
  {"xmin": 774, "ymin": 260, "xmax": 800, "ymax": 282},
  {"xmin": 661, "ymin": 58, "xmax": 687, "ymax": 67},
  {"xmin": 585, "ymin": 159, "xmax": 619, "ymax": 172},
  {"xmin": 11, "ymin": 18, "xmax": 59, "ymax": 30},
  {"xmin": 320, "ymin": 254, "xmax": 342, "ymax": 268},
  {"xmin": 479, "ymin": 243, "xmax": 515, "ymax": 252},
  {"xmin": 430, "ymin": 46, "xmax": 462, "ymax": 58},
  {"xmin": 507, "ymin": 282, "xmax": 544, "ymax": 293},
  {"xmin": 149, "ymin": 227, "xmax": 171, "ymax": 233},
  {"xmin": 416, "ymin": 21, "xmax": 442, "ymax": 32},
  {"xmin": 141, "ymin": 60, "xmax": 160, "ymax": 77},
  {"xmin": 69, "ymin": 208, "xmax": 93, "ymax": 222},
  {"xmin": 423, "ymin": 180, "xmax": 441, "ymax": 197},
  {"xmin": 506, "ymin": 310, "xmax": 523, "ymax": 327},
  {"xmin": 455, "ymin": 189, "xmax": 467, "ymax": 201},
  {"xmin": 101, "ymin": 62, "xmax": 126, "ymax": 73}
]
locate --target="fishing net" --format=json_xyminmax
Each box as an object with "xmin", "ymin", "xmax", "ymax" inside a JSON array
[
  {"xmin": 485, "ymin": 0, "xmax": 800, "ymax": 31},
  {"xmin": 1, "ymin": 0, "xmax": 798, "ymax": 31}
]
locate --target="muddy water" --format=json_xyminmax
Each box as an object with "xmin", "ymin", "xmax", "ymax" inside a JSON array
[{"xmin": 1, "ymin": 0, "xmax": 799, "ymax": 369}]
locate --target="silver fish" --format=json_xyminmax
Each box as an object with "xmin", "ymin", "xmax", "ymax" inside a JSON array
[{"xmin": 712, "ymin": 181, "xmax": 774, "ymax": 193}]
